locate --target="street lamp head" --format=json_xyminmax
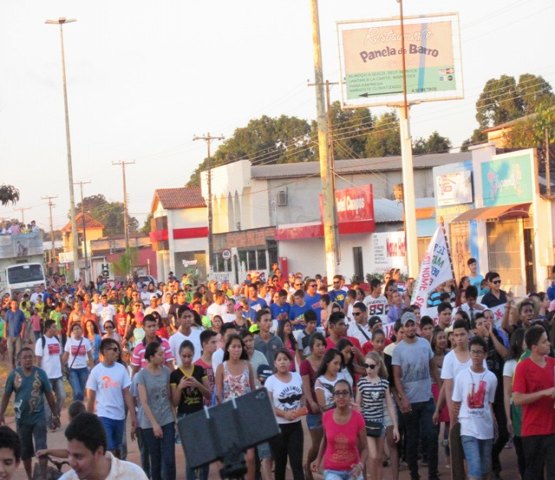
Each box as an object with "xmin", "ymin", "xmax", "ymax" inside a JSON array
[{"xmin": 45, "ymin": 17, "xmax": 77, "ymax": 25}]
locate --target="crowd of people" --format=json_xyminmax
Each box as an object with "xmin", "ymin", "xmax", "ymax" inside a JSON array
[{"xmin": 0, "ymin": 260, "xmax": 553, "ymax": 480}]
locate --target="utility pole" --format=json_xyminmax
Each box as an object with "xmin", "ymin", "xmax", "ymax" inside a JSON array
[
  {"xmin": 74, "ymin": 180, "xmax": 91, "ymax": 282},
  {"xmin": 397, "ymin": 0, "xmax": 419, "ymax": 277},
  {"xmin": 42, "ymin": 196, "xmax": 58, "ymax": 266},
  {"xmin": 310, "ymin": 0, "xmax": 338, "ymax": 282},
  {"xmin": 308, "ymin": 78, "xmax": 341, "ymax": 263},
  {"xmin": 13, "ymin": 207, "xmax": 32, "ymax": 224},
  {"xmin": 546, "ymin": 127, "xmax": 551, "ymax": 197},
  {"xmin": 193, "ymin": 133, "xmax": 224, "ymax": 277},
  {"xmin": 112, "ymin": 161, "xmax": 135, "ymax": 277},
  {"xmin": 45, "ymin": 17, "xmax": 80, "ymax": 282}
]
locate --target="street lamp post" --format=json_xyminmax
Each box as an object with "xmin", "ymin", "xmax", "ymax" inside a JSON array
[{"xmin": 45, "ymin": 17, "xmax": 80, "ymax": 283}]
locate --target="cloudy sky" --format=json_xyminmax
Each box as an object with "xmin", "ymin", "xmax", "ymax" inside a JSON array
[{"xmin": 0, "ymin": 0, "xmax": 552, "ymax": 230}]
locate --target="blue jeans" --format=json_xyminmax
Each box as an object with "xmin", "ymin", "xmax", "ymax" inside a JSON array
[
  {"xmin": 68, "ymin": 367, "xmax": 89, "ymax": 402},
  {"xmin": 142, "ymin": 422, "xmax": 176, "ymax": 480},
  {"xmin": 324, "ymin": 470, "xmax": 363, "ymax": 480},
  {"xmin": 99, "ymin": 417, "xmax": 125, "ymax": 452},
  {"xmin": 461, "ymin": 436, "xmax": 492, "ymax": 478},
  {"xmin": 401, "ymin": 398, "xmax": 438, "ymax": 480},
  {"xmin": 45, "ymin": 377, "xmax": 66, "ymax": 424}
]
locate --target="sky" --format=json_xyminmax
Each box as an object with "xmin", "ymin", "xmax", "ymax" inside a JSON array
[{"xmin": 0, "ymin": 0, "xmax": 553, "ymax": 232}]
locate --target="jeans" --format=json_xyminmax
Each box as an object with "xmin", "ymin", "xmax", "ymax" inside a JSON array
[
  {"xmin": 137, "ymin": 427, "xmax": 151, "ymax": 478},
  {"xmin": 142, "ymin": 422, "xmax": 176, "ymax": 480},
  {"xmin": 522, "ymin": 434, "xmax": 555, "ymax": 480},
  {"xmin": 269, "ymin": 421, "xmax": 304, "ymax": 480},
  {"xmin": 7, "ymin": 336, "xmax": 21, "ymax": 368},
  {"xmin": 461, "ymin": 436, "xmax": 492, "ymax": 478},
  {"xmin": 99, "ymin": 417, "xmax": 125, "ymax": 452},
  {"xmin": 323, "ymin": 470, "xmax": 363, "ymax": 480},
  {"xmin": 44, "ymin": 377, "xmax": 66, "ymax": 424},
  {"xmin": 68, "ymin": 367, "xmax": 89, "ymax": 401},
  {"xmin": 401, "ymin": 398, "xmax": 438, "ymax": 480}
]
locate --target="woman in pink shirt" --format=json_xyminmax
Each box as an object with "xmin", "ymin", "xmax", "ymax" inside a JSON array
[{"xmin": 311, "ymin": 379, "xmax": 368, "ymax": 480}]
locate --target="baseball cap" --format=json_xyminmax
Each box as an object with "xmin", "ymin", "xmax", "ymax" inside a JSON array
[
  {"xmin": 150, "ymin": 294, "xmax": 158, "ymax": 300},
  {"xmin": 249, "ymin": 323, "xmax": 260, "ymax": 334},
  {"xmin": 256, "ymin": 364, "xmax": 272, "ymax": 381},
  {"xmin": 400, "ymin": 312, "xmax": 417, "ymax": 326},
  {"xmin": 368, "ymin": 316, "xmax": 382, "ymax": 328},
  {"xmin": 234, "ymin": 303, "xmax": 243, "ymax": 312}
]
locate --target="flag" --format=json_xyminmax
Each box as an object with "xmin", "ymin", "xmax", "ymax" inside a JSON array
[{"xmin": 411, "ymin": 227, "xmax": 454, "ymax": 308}]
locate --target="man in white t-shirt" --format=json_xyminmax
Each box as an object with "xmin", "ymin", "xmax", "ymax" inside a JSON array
[
  {"xmin": 169, "ymin": 306, "xmax": 202, "ymax": 365},
  {"xmin": 435, "ymin": 319, "xmax": 475, "ymax": 480},
  {"xmin": 86, "ymin": 338, "xmax": 137, "ymax": 458},
  {"xmin": 35, "ymin": 319, "xmax": 66, "ymax": 429},
  {"xmin": 363, "ymin": 278, "xmax": 389, "ymax": 323},
  {"xmin": 206, "ymin": 290, "xmax": 228, "ymax": 321},
  {"xmin": 347, "ymin": 302, "xmax": 372, "ymax": 347},
  {"xmin": 452, "ymin": 336, "xmax": 497, "ymax": 480},
  {"xmin": 96, "ymin": 295, "xmax": 115, "ymax": 333}
]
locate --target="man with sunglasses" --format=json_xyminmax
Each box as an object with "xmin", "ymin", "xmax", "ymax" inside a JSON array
[
  {"xmin": 481, "ymin": 272, "xmax": 507, "ymax": 309},
  {"xmin": 86, "ymin": 338, "xmax": 137, "ymax": 459},
  {"xmin": 347, "ymin": 302, "xmax": 372, "ymax": 348},
  {"xmin": 303, "ymin": 278, "xmax": 323, "ymax": 326}
]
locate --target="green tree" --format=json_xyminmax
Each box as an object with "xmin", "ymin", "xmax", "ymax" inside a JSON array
[
  {"xmin": 111, "ymin": 247, "xmax": 138, "ymax": 278},
  {"xmin": 0, "ymin": 185, "xmax": 19, "ymax": 206},
  {"xmin": 365, "ymin": 111, "xmax": 400, "ymax": 157},
  {"xmin": 187, "ymin": 115, "xmax": 313, "ymax": 186},
  {"xmin": 141, "ymin": 213, "xmax": 153, "ymax": 235},
  {"xmin": 73, "ymin": 194, "xmax": 139, "ymax": 237}
]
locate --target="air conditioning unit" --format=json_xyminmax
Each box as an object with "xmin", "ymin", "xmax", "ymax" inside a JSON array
[{"xmin": 276, "ymin": 189, "xmax": 288, "ymax": 207}]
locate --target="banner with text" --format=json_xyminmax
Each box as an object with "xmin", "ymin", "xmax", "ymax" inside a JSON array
[
  {"xmin": 337, "ymin": 13, "xmax": 463, "ymax": 108},
  {"xmin": 411, "ymin": 226, "xmax": 454, "ymax": 307}
]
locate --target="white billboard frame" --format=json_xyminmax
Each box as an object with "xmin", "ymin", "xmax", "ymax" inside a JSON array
[{"xmin": 337, "ymin": 12, "xmax": 463, "ymax": 108}]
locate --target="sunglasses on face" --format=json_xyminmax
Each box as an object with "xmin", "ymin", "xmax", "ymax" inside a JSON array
[
  {"xmin": 364, "ymin": 363, "xmax": 377, "ymax": 369},
  {"xmin": 493, "ymin": 280, "xmax": 501, "ymax": 284}
]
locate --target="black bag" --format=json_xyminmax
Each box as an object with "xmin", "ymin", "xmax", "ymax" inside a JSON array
[{"xmin": 365, "ymin": 420, "xmax": 382, "ymax": 437}]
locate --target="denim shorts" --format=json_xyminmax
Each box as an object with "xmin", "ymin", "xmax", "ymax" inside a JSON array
[
  {"xmin": 324, "ymin": 469, "xmax": 363, "ymax": 480},
  {"xmin": 306, "ymin": 413, "xmax": 322, "ymax": 431},
  {"xmin": 257, "ymin": 441, "xmax": 271, "ymax": 459},
  {"xmin": 99, "ymin": 417, "xmax": 125, "ymax": 452},
  {"xmin": 17, "ymin": 421, "xmax": 47, "ymax": 461},
  {"xmin": 461, "ymin": 435, "xmax": 492, "ymax": 478}
]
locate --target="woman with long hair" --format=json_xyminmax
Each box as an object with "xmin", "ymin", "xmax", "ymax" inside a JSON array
[
  {"xmin": 84, "ymin": 320, "xmax": 102, "ymax": 364},
  {"xmin": 276, "ymin": 319, "xmax": 301, "ymax": 371},
  {"xmin": 215, "ymin": 334, "xmax": 256, "ymax": 480},
  {"xmin": 314, "ymin": 349, "xmax": 345, "ymax": 412},
  {"xmin": 300, "ymin": 332, "xmax": 326, "ymax": 480},
  {"xmin": 356, "ymin": 352, "xmax": 399, "ymax": 480},
  {"xmin": 135, "ymin": 341, "xmax": 176, "ymax": 480},
  {"xmin": 335, "ymin": 338, "xmax": 355, "ymax": 389},
  {"xmin": 266, "ymin": 348, "xmax": 305, "ymax": 480},
  {"xmin": 311, "ymin": 379, "xmax": 368, "ymax": 480}
]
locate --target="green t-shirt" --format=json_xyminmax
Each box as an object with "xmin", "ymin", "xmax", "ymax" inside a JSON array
[
  {"xmin": 0, "ymin": 319, "xmax": 5, "ymax": 338},
  {"xmin": 49, "ymin": 310, "xmax": 62, "ymax": 330},
  {"xmin": 5, "ymin": 367, "xmax": 52, "ymax": 426}
]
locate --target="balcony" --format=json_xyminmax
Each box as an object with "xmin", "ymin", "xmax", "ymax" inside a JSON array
[{"xmin": 0, "ymin": 231, "xmax": 44, "ymax": 260}]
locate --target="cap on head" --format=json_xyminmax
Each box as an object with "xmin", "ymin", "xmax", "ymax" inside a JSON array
[
  {"xmin": 400, "ymin": 311, "xmax": 417, "ymax": 326},
  {"xmin": 257, "ymin": 364, "xmax": 272, "ymax": 380}
]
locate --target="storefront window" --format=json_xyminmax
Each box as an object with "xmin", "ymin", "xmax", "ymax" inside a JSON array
[
  {"xmin": 247, "ymin": 250, "xmax": 257, "ymax": 270},
  {"xmin": 257, "ymin": 250, "xmax": 267, "ymax": 270}
]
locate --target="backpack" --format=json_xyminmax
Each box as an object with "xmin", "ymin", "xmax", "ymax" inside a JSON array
[{"xmin": 40, "ymin": 335, "xmax": 60, "ymax": 351}]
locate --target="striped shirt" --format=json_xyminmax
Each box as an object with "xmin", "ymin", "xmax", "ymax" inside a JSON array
[{"xmin": 357, "ymin": 377, "xmax": 389, "ymax": 423}]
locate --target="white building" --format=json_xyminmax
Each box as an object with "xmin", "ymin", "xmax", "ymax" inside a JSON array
[{"xmin": 150, "ymin": 187, "xmax": 208, "ymax": 282}]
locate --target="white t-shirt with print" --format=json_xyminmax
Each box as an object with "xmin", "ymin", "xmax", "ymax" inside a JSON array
[
  {"xmin": 64, "ymin": 337, "xmax": 92, "ymax": 370},
  {"xmin": 441, "ymin": 349, "xmax": 487, "ymax": 381},
  {"xmin": 452, "ymin": 367, "xmax": 497, "ymax": 439},
  {"xmin": 35, "ymin": 335, "xmax": 63, "ymax": 379},
  {"xmin": 86, "ymin": 362, "xmax": 131, "ymax": 420},
  {"xmin": 264, "ymin": 372, "xmax": 303, "ymax": 424}
]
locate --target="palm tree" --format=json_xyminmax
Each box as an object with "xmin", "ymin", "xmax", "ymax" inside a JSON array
[{"xmin": 0, "ymin": 185, "xmax": 19, "ymax": 206}]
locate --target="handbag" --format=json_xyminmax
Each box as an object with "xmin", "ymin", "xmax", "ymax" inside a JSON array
[{"xmin": 365, "ymin": 419, "xmax": 383, "ymax": 437}]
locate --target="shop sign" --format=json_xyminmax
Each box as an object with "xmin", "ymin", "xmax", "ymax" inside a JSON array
[
  {"xmin": 436, "ymin": 170, "xmax": 473, "ymax": 206},
  {"xmin": 481, "ymin": 151, "xmax": 534, "ymax": 207},
  {"xmin": 321, "ymin": 184, "xmax": 374, "ymax": 223}
]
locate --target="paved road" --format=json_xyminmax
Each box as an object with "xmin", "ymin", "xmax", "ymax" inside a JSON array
[{"xmin": 9, "ymin": 411, "xmax": 521, "ymax": 479}]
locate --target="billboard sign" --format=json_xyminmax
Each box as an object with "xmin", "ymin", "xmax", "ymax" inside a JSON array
[
  {"xmin": 337, "ymin": 13, "xmax": 463, "ymax": 108},
  {"xmin": 436, "ymin": 170, "xmax": 473, "ymax": 206},
  {"xmin": 370, "ymin": 232, "xmax": 407, "ymax": 273},
  {"xmin": 320, "ymin": 184, "xmax": 374, "ymax": 223},
  {"xmin": 481, "ymin": 150, "xmax": 535, "ymax": 207}
]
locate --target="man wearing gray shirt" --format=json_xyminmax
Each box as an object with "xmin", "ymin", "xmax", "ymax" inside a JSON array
[{"xmin": 393, "ymin": 312, "xmax": 439, "ymax": 480}]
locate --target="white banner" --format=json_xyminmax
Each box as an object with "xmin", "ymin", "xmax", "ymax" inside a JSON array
[{"xmin": 411, "ymin": 227, "xmax": 454, "ymax": 307}]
